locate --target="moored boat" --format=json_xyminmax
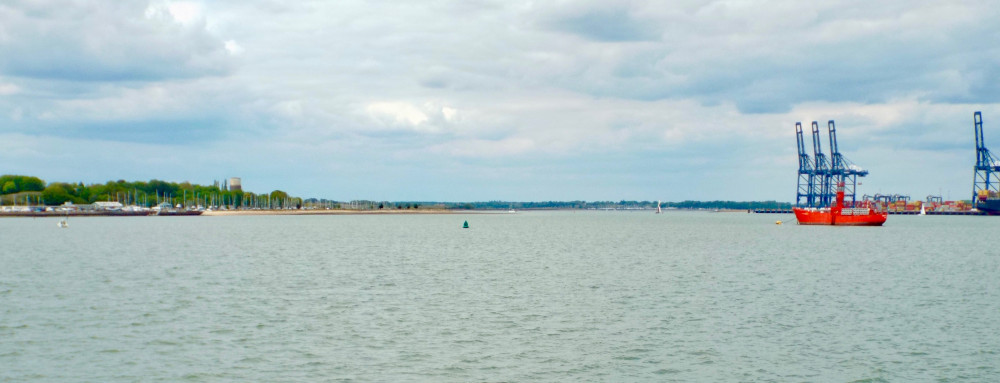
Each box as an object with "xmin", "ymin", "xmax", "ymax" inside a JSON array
[
  {"xmin": 974, "ymin": 190, "xmax": 1000, "ymax": 215},
  {"xmin": 978, "ymin": 199, "xmax": 1000, "ymax": 215},
  {"xmin": 156, "ymin": 209, "xmax": 204, "ymax": 216},
  {"xmin": 793, "ymin": 183, "xmax": 887, "ymax": 226}
]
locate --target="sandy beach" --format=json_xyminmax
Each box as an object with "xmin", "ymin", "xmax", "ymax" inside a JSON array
[{"xmin": 201, "ymin": 209, "xmax": 458, "ymax": 216}]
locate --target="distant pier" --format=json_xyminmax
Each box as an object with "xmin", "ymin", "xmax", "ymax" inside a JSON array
[{"xmin": 752, "ymin": 209, "xmax": 793, "ymax": 214}]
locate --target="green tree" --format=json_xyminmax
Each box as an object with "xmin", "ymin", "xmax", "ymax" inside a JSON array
[
  {"xmin": 0, "ymin": 175, "xmax": 45, "ymax": 194},
  {"xmin": 42, "ymin": 183, "xmax": 74, "ymax": 205},
  {"xmin": 269, "ymin": 190, "xmax": 288, "ymax": 208},
  {"xmin": 269, "ymin": 190, "xmax": 288, "ymax": 200},
  {"xmin": 20, "ymin": 176, "xmax": 45, "ymax": 192}
]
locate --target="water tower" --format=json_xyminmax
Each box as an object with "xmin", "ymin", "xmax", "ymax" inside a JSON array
[{"xmin": 229, "ymin": 177, "xmax": 242, "ymax": 192}]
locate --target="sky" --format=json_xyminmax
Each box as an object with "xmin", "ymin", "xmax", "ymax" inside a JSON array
[{"xmin": 1, "ymin": 0, "xmax": 998, "ymax": 202}]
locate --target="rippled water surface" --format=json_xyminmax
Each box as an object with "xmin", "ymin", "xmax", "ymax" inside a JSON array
[{"xmin": 2, "ymin": 211, "xmax": 999, "ymax": 381}]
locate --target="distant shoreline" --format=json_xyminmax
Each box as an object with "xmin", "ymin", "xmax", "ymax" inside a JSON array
[
  {"xmin": 0, "ymin": 207, "xmax": 783, "ymax": 217},
  {"xmin": 0, "ymin": 209, "xmax": 460, "ymax": 217}
]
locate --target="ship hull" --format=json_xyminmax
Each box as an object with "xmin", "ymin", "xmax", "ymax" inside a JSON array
[
  {"xmin": 793, "ymin": 208, "xmax": 887, "ymax": 226},
  {"xmin": 977, "ymin": 199, "xmax": 1000, "ymax": 215},
  {"xmin": 796, "ymin": 182, "xmax": 887, "ymax": 225},
  {"xmin": 156, "ymin": 210, "xmax": 204, "ymax": 216}
]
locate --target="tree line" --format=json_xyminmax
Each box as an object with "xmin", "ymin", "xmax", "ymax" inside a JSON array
[{"xmin": 0, "ymin": 174, "xmax": 300, "ymax": 208}]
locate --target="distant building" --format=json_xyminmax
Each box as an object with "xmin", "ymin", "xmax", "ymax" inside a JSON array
[
  {"xmin": 93, "ymin": 201, "xmax": 124, "ymax": 210},
  {"xmin": 229, "ymin": 177, "xmax": 242, "ymax": 192}
]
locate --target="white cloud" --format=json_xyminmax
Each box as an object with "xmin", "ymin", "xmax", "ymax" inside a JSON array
[
  {"xmin": 224, "ymin": 40, "xmax": 244, "ymax": 55},
  {"xmin": 167, "ymin": 2, "xmax": 203, "ymax": 25},
  {"xmin": 0, "ymin": 83, "xmax": 19, "ymax": 95},
  {"xmin": 441, "ymin": 106, "xmax": 457, "ymax": 122},
  {"xmin": 366, "ymin": 102, "xmax": 430, "ymax": 128},
  {"xmin": 145, "ymin": 1, "xmax": 203, "ymax": 25}
]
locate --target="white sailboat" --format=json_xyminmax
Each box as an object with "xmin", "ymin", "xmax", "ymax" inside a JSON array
[
  {"xmin": 919, "ymin": 204, "xmax": 926, "ymax": 216},
  {"xmin": 656, "ymin": 200, "xmax": 662, "ymax": 214}
]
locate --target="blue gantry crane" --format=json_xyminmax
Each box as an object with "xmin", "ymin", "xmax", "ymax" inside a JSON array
[
  {"xmin": 795, "ymin": 122, "xmax": 815, "ymax": 207},
  {"xmin": 811, "ymin": 121, "xmax": 832, "ymax": 207},
  {"xmin": 827, "ymin": 120, "xmax": 868, "ymax": 205},
  {"xmin": 795, "ymin": 120, "xmax": 868, "ymax": 208},
  {"xmin": 972, "ymin": 111, "xmax": 1000, "ymax": 210}
]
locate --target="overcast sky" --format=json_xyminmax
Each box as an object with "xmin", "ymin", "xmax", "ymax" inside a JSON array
[{"xmin": 1, "ymin": 0, "xmax": 998, "ymax": 202}]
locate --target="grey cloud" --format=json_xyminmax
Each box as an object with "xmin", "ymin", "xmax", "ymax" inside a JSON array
[
  {"xmin": 51, "ymin": 118, "xmax": 227, "ymax": 144},
  {"xmin": 549, "ymin": 7, "xmax": 660, "ymax": 42},
  {"xmin": 0, "ymin": 2, "xmax": 234, "ymax": 82},
  {"xmin": 531, "ymin": 2, "xmax": 1000, "ymax": 113},
  {"xmin": 0, "ymin": 94, "xmax": 237, "ymax": 145}
]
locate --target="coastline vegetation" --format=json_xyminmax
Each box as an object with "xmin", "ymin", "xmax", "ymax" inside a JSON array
[{"xmin": 0, "ymin": 174, "xmax": 300, "ymax": 209}]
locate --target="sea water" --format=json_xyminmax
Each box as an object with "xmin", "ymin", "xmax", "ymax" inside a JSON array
[{"xmin": 1, "ymin": 211, "xmax": 998, "ymax": 381}]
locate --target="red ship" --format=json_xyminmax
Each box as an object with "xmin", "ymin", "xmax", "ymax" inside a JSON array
[{"xmin": 793, "ymin": 183, "xmax": 887, "ymax": 226}]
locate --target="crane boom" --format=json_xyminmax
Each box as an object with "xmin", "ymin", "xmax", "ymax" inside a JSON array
[
  {"xmin": 797, "ymin": 123, "xmax": 812, "ymax": 171},
  {"xmin": 796, "ymin": 122, "xmax": 814, "ymax": 206},
  {"xmin": 826, "ymin": 120, "xmax": 866, "ymax": 204},
  {"xmin": 811, "ymin": 121, "xmax": 832, "ymax": 206}
]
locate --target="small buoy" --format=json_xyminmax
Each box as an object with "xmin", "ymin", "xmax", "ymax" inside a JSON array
[
  {"xmin": 462, "ymin": 220, "xmax": 469, "ymax": 229},
  {"xmin": 775, "ymin": 220, "xmax": 782, "ymax": 225}
]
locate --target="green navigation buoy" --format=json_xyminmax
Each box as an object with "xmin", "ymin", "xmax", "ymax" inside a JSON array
[{"xmin": 463, "ymin": 220, "xmax": 469, "ymax": 229}]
